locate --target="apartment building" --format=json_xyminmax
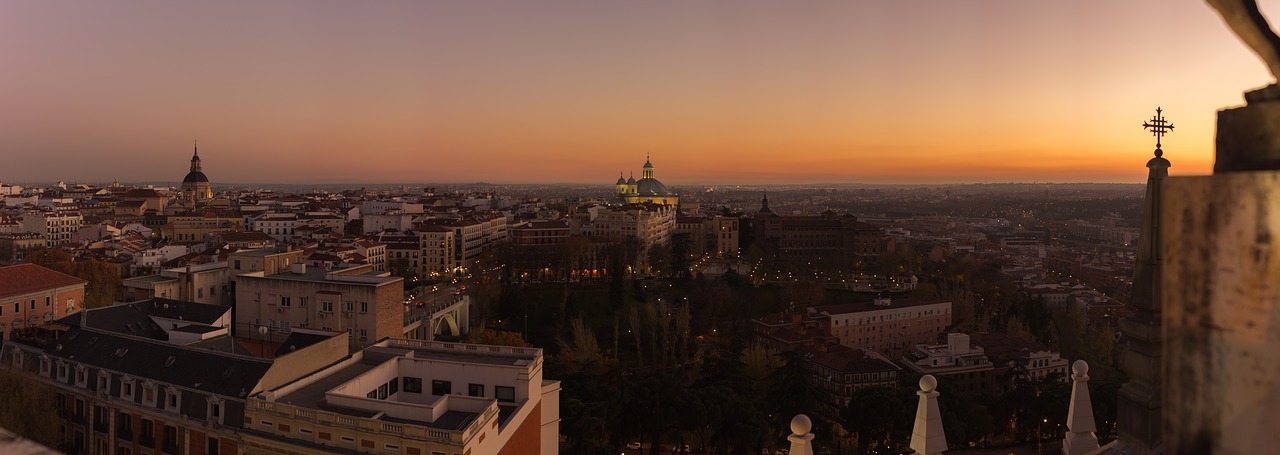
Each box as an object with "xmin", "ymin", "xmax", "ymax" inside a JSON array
[
  {"xmin": 21, "ymin": 211, "xmax": 84, "ymax": 247},
  {"xmin": 0, "ymin": 324, "xmax": 348, "ymax": 455},
  {"xmin": 0, "ymin": 263, "xmax": 85, "ymax": 340},
  {"xmin": 234, "ymin": 262, "xmax": 404, "ymax": 350},
  {"xmin": 243, "ymin": 338, "xmax": 560, "ymax": 455}
]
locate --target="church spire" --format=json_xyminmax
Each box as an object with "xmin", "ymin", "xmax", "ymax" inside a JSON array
[{"xmin": 190, "ymin": 140, "xmax": 202, "ymax": 172}]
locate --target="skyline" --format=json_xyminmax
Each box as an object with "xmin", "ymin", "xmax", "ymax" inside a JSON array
[{"xmin": 2, "ymin": 1, "xmax": 1276, "ymax": 184}]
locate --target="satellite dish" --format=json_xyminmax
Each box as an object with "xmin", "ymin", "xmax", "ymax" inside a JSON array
[{"xmin": 258, "ymin": 326, "xmax": 268, "ymax": 336}]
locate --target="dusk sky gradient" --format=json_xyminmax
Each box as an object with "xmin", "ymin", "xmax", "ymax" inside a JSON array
[{"xmin": 2, "ymin": 0, "xmax": 1277, "ymax": 185}]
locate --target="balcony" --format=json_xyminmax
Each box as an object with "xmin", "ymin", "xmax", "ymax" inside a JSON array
[
  {"xmin": 161, "ymin": 442, "xmax": 180, "ymax": 455},
  {"xmin": 115, "ymin": 428, "xmax": 133, "ymax": 441},
  {"xmin": 139, "ymin": 436, "xmax": 155, "ymax": 448},
  {"xmin": 93, "ymin": 421, "xmax": 109, "ymax": 434}
]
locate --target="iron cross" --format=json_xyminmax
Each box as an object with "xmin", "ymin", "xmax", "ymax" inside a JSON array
[{"xmin": 1142, "ymin": 107, "xmax": 1175, "ymax": 149}]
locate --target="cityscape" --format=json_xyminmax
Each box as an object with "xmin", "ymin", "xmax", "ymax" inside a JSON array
[{"xmin": 2, "ymin": 2, "xmax": 1279, "ymax": 455}]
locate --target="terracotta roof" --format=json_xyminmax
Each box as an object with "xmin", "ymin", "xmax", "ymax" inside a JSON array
[{"xmin": 0, "ymin": 264, "xmax": 87, "ymax": 298}]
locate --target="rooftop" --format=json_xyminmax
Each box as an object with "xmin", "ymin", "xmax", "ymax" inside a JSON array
[{"xmin": 0, "ymin": 264, "xmax": 86, "ymax": 299}]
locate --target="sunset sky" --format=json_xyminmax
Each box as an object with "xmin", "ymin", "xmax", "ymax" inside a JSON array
[{"xmin": 1, "ymin": 1, "xmax": 1275, "ymax": 185}]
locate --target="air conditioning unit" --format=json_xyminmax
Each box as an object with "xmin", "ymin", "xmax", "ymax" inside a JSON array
[
  {"xmin": 343, "ymin": 311, "xmax": 353, "ymax": 318},
  {"xmin": 320, "ymin": 313, "xmax": 329, "ymax": 319}
]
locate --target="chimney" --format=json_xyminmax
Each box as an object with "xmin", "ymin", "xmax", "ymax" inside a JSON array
[{"xmin": 947, "ymin": 333, "xmax": 970, "ymax": 355}]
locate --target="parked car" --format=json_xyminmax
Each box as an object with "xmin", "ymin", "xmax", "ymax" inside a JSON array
[{"xmin": 626, "ymin": 442, "xmax": 642, "ymax": 450}]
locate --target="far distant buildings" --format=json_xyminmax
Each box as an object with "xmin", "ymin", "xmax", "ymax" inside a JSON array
[
  {"xmin": 752, "ymin": 193, "xmax": 888, "ymax": 267},
  {"xmin": 754, "ymin": 297, "xmax": 952, "ymax": 360}
]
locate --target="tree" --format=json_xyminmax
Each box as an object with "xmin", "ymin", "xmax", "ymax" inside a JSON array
[
  {"xmin": 0, "ymin": 364, "xmax": 60, "ymax": 448},
  {"xmin": 26, "ymin": 248, "xmax": 120, "ymax": 308},
  {"xmin": 841, "ymin": 386, "xmax": 915, "ymax": 453},
  {"xmin": 388, "ymin": 258, "xmax": 414, "ymax": 280},
  {"xmin": 559, "ymin": 318, "xmax": 603, "ymax": 368},
  {"xmin": 764, "ymin": 351, "xmax": 829, "ymax": 440},
  {"xmin": 463, "ymin": 327, "xmax": 531, "ymax": 347},
  {"xmin": 740, "ymin": 342, "xmax": 784, "ymax": 382}
]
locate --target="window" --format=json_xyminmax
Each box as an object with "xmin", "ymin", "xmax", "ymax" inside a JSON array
[
  {"xmin": 403, "ymin": 377, "xmax": 422, "ymax": 393},
  {"xmin": 74, "ymin": 366, "xmax": 87, "ymax": 387},
  {"xmin": 280, "ymin": 296, "xmax": 291, "ymax": 308},
  {"xmin": 165, "ymin": 388, "xmax": 180, "ymax": 412},
  {"xmin": 495, "ymin": 386, "xmax": 515, "ymax": 403},
  {"xmin": 197, "ymin": 288, "xmax": 203, "ymax": 299},
  {"xmin": 39, "ymin": 357, "xmax": 49, "ymax": 376},
  {"xmin": 468, "ymin": 383, "xmax": 484, "ymax": 397},
  {"xmin": 345, "ymin": 301, "xmax": 354, "ymax": 312},
  {"xmin": 299, "ymin": 297, "xmax": 307, "ymax": 308},
  {"xmin": 431, "ymin": 380, "xmax": 452, "ymax": 396},
  {"xmin": 360, "ymin": 302, "xmax": 368, "ymax": 313},
  {"xmin": 117, "ymin": 412, "xmax": 133, "ymax": 440},
  {"xmin": 143, "ymin": 383, "xmax": 156, "ymax": 406},
  {"xmin": 378, "ymin": 384, "xmax": 388, "ymax": 399},
  {"xmin": 234, "ymin": 260, "xmax": 241, "ymax": 270},
  {"xmin": 121, "ymin": 378, "xmax": 135, "ymax": 400},
  {"xmin": 97, "ymin": 372, "xmax": 108, "ymax": 391},
  {"xmin": 388, "ymin": 378, "xmax": 398, "ymax": 395},
  {"xmin": 359, "ymin": 329, "xmax": 368, "ymax": 341},
  {"xmin": 322, "ymin": 301, "xmax": 333, "ymax": 312},
  {"xmin": 207, "ymin": 398, "xmax": 223, "ymax": 424},
  {"xmin": 45, "ymin": 296, "xmax": 50, "ymax": 307},
  {"xmin": 207, "ymin": 437, "xmax": 220, "ymax": 455},
  {"xmin": 163, "ymin": 425, "xmax": 178, "ymax": 452},
  {"xmin": 141, "ymin": 419, "xmax": 154, "ymax": 441}
]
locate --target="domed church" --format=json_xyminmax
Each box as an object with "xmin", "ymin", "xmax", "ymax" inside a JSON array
[
  {"xmin": 180, "ymin": 141, "xmax": 213, "ymax": 206},
  {"xmin": 613, "ymin": 156, "xmax": 678, "ymax": 205}
]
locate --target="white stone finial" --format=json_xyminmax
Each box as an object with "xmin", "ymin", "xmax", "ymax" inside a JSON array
[
  {"xmin": 1063, "ymin": 360, "xmax": 1100, "ymax": 455},
  {"xmin": 1072, "ymin": 359, "xmax": 1089, "ymax": 376},
  {"xmin": 788, "ymin": 414, "xmax": 815, "ymax": 455},
  {"xmin": 920, "ymin": 374, "xmax": 938, "ymax": 392},
  {"xmin": 790, "ymin": 414, "xmax": 812, "ymax": 436},
  {"xmin": 910, "ymin": 374, "xmax": 947, "ymax": 455}
]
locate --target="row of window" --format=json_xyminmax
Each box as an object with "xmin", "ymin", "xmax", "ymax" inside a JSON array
[
  {"xmin": 391, "ymin": 378, "xmax": 516, "ymax": 402},
  {"xmin": 39, "ymin": 355, "xmax": 225, "ymax": 423}
]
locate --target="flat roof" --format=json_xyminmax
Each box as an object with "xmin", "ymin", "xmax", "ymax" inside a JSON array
[
  {"xmin": 123, "ymin": 275, "xmax": 178, "ymax": 284},
  {"xmin": 815, "ymin": 298, "xmax": 951, "ymax": 316},
  {"xmin": 244, "ymin": 267, "xmax": 400, "ymax": 286},
  {"xmin": 275, "ymin": 353, "xmax": 483, "ymax": 430}
]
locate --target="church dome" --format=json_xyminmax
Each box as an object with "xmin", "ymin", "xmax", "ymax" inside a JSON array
[
  {"xmin": 627, "ymin": 176, "xmax": 636, "ymax": 184},
  {"xmin": 183, "ymin": 171, "xmax": 209, "ymax": 183},
  {"xmin": 635, "ymin": 178, "xmax": 670, "ymax": 196},
  {"xmin": 616, "ymin": 175, "xmax": 627, "ymax": 185}
]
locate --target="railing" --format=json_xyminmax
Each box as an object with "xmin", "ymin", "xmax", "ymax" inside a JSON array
[
  {"xmin": 386, "ymin": 338, "xmax": 540, "ymax": 357},
  {"xmin": 249, "ymin": 399, "xmax": 460, "ymax": 444}
]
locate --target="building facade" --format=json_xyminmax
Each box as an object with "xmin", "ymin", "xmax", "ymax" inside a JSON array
[
  {"xmin": 0, "ymin": 263, "xmax": 85, "ymax": 340},
  {"xmin": 242, "ymin": 338, "xmax": 560, "ymax": 455},
  {"xmin": 234, "ymin": 262, "xmax": 404, "ymax": 350}
]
